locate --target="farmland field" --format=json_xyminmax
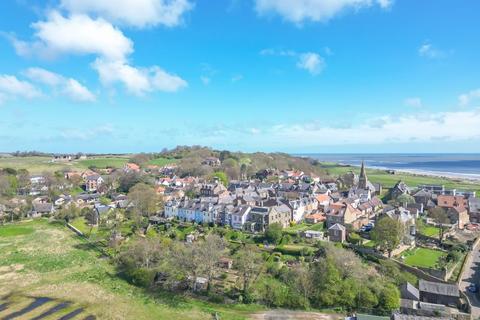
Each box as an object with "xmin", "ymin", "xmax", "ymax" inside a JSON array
[
  {"xmin": 0, "ymin": 156, "xmax": 71, "ymax": 174},
  {"xmin": 76, "ymin": 157, "xmax": 129, "ymax": 169},
  {"xmin": 0, "ymin": 156, "xmax": 177, "ymax": 174},
  {"xmin": 0, "ymin": 219, "xmax": 263, "ymax": 320}
]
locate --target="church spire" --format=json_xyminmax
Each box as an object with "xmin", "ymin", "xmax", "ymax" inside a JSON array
[{"xmin": 359, "ymin": 160, "xmax": 368, "ymax": 189}]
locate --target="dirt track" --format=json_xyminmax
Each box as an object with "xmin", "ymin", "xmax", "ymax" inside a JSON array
[{"xmin": 249, "ymin": 310, "xmax": 344, "ymax": 320}]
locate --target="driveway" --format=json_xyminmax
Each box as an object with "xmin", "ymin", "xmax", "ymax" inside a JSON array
[{"xmin": 459, "ymin": 244, "xmax": 480, "ymax": 319}]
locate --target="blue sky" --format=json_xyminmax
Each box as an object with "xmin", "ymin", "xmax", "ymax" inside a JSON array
[{"xmin": 0, "ymin": 0, "xmax": 480, "ymax": 153}]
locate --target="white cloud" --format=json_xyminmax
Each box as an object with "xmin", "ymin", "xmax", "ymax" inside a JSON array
[
  {"xmin": 0, "ymin": 75, "xmax": 42, "ymax": 103},
  {"xmin": 24, "ymin": 67, "xmax": 96, "ymax": 102},
  {"xmin": 458, "ymin": 89, "xmax": 480, "ymax": 107},
  {"xmin": 15, "ymin": 11, "xmax": 133, "ymax": 61},
  {"xmin": 297, "ymin": 52, "xmax": 324, "ymax": 75},
  {"xmin": 64, "ymin": 79, "xmax": 97, "ymax": 102},
  {"xmin": 60, "ymin": 0, "xmax": 193, "ymax": 28},
  {"xmin": 257, "ymin": 109, "xmax": 480, "ymax": 147},
  {"xmin": 260, "ymin": 49, "xmax": 326, "ymax": 75},
  {"xmin": 13, "ymin": 10, "xmax": 187, "ymax": 96},
  {"xmin": 255, "ymin": 0, "xmax": 392, "ymax": 24},
  {"xmin": 24, "ymin": 67, "xmax": 62, "ymax": 86},
  {"xmin": 93, "ymin": 59, "xmax": 187, "ymax": 95},
  {"xmin": 418, "ymin": 42, "xmax": 446, "ymax": 59},
  {"xmin": 151, "ymin": 66, "xmax": 188, "ymax": 92},
  {"xmin": 377, "ymin": 0, "xmax": 393, "ymax": 9},
  {"xmin": 404, "ymin": 97, "xmax": 422, "ymax": 108}
]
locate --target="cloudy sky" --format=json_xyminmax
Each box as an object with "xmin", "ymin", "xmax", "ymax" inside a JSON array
[{"xmin": 0, "ymin": 0, "xmax": 479, "ymax": 153}]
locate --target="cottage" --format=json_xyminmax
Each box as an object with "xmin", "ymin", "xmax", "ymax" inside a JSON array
[
  {"xmin": 123, "ymin": 163, "xmax": 141, "ymax": 173},
  {"xmin": 328, "ymin": 223, "xmax": 346, "ymax": 243},
  {"xmin": 413, "ymin": 189, "xmax": 433, "ymax": 207},
  {"xmin": 390, "ymin": 180, "xmax": 410, "ymax": 199},
  {"xmin": 201, "ymin": 157, "xmax": 221, "ymax": 167},
  {"xmin": 218, "ymin": 257, "xmax": 233, "ymax": 269},
  {"xmin": 31, "ymin": 202, "xmax": 54, "ymax": 217},
  {"xmin": 418, "ymin": 184, "xmax": 445, "ymax": 195},
  {"xmin": 230, "ymin": 205, "xmax": 251, "ymax": 230},
  {"xmin": 469, "ymin": 197, "xmax": 480, "ymax": 223},
  {"xmin": 325, "ymin": 201, "xmax": 366, "ymax": 230},
  {"xmin": 85, "ymin": 174, "xmax": 104, "ymax": 192},
  {"xmin": 303, "ymin": 230, "xmax": 324, "ymax": 240},
  {"xmin": 249, "ymin": 204, "xmax": 291, "ymax": 232},
  {"xmin": 437, "ymin": 195, "xmax": 468, "ymax": 210},
  {"xmin": 52, "ymin": 154, "xmax": 72, "ymax": 162},
  {"xmin": 446, "ymin": 206, "xmax": 469, "ymax": 229}
]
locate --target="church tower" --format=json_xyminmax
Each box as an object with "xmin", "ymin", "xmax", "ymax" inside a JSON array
[{"xmin": 358, "ymin": 160, "xmax": 368, "ymax": 189}]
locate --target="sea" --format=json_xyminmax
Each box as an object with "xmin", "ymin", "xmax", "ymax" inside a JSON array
[{"xmin": 298, "ymin": 154, "xmax": 480, "ymax": 180}]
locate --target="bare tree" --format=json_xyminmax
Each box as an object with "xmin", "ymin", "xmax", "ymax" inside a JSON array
[
  {"xmin": 429, "ymin": 207, "xmax": 450, "ymax": 243},
  {"xmin": 235, "ymin": 245, "xmax": 263, "ymax": 296},
  {"xmin": 128, "ymin": 183, "xmax": 158, "ymax": 218}
]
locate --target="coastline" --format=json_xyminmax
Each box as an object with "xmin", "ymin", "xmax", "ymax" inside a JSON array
[
  {"xmin": 367, "ymin": 166, "xmax": 480, "ymax": 182},
  {"xmin": 334, "ymin": 162, "xmax": 480, "ymax": 182}
]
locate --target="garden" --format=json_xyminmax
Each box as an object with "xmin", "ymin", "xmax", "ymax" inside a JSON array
[{"xmin": 401, "ymin": 247, "xmax": 447, "ymax": 269}]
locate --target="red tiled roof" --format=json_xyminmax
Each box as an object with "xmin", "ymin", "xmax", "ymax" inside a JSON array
[{"xmin": 437, "ymin": 195, "xmax": 468, "ymax": 209}]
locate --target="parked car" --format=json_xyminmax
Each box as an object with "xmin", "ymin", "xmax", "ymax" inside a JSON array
[
  {"xmin": 467, "ymin": 284, "xmax": 478, "ymax": 293},
  {"xmin": 360, "ymin": 225, "xmax": 373, "ymax": 232}
]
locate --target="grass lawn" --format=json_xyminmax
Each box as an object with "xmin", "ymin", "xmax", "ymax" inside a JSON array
[
  {"xmin": 283, "ymin": 222, "xmax": 324, "ymax": 235},
  {"xmin": 275, "ymin": 244, "xmax": 316, "ymax": 256},
  {"xmin": 416, "ymin": 219, "xmax": 440, "ymax": 238},
  {"xmin": 363, "ymin": 240, "xmax": 377, "ymax": 248},
  {"xmin": 419, "ymin": 225, "xmax": 440, "ymax": 238},
  {"xmin": 402, "ymin": 247, "xmax": 447, "ymax": 269},
  {"xmin": 0, "ymin": 224, "xmax": 34, "ymax": 237},
  {"xmin": 0, "ymin": 219, "xmax": 263, "ymax": 320}
]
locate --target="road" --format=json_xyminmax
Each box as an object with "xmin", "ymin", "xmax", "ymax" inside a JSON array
[{"xmin": 459, "ymin": 243, "xmax": 480, "ymax": 320}]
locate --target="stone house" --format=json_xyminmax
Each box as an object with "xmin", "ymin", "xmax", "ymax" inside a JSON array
[
  {"xmin": 328, "ymin": 223, "xmax": 346, "ymax": 243},
  {"xmin": 418, "ymin": 280, "xmax": 460, "ymax": 308},
  {"xmin": 469, "ymin": 197, "xmax": 480, "ymax": 223}
]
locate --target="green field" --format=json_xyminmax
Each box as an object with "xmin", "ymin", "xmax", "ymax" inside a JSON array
[
  {"xmin": 147, "ymin": 157, "xmax": 177, "ymax": 166},
  {"xmin": 320, "ymin": 163, "xmax": 480, "ymax": 194},
  {"xmin": 0, "ymin": 156, "xmax": 177, "ymax": 174},
  {"xmin": 402, "ymin": 247, "xmax": 447, "ymax": 269},
  {"xmin": 0, "ymin": 156, "xmax": 71, "ymax": 174},
  {"xmin": 0, "ymin": 220, "xmax": 263, "ymax": 320},
  {"xmin": 76, "ymin": 157, "xmax": 129, "ymax": 169},
  {"xmin": 0, "ymin": 224, "xmax": 34, "ymax": 237}
]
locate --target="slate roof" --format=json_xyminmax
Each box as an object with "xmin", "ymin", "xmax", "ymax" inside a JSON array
[
  {"xmin": 33, "ymin": 202, "xmax": 53, "ymax": 213},
  {"xmin": 418, "ymin": 280, "xmax": 459, "ymax": 297},
  {"xmin": 400, "ymin": 282, "xmax": 420, "ymax": 300},
  {"xmin": 328, "ymin": 223, "xmax": 346, "ymax": 231}
]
